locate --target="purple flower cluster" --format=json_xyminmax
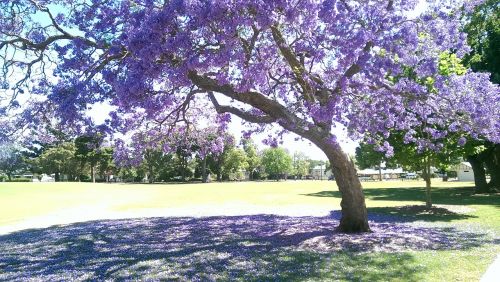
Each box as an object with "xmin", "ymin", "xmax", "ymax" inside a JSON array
[
  {"xmin": 113, "ymin": 111, "xmax": 231, "ymax": 168},
  {"xmin": 0, "ymin": 0, "xmax": 498, "ymax": 160}
]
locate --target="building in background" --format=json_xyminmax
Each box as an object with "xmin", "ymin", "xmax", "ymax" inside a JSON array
[{"xmin": 453, "ymin": 162, "xmax": 474, "ymax": 182}]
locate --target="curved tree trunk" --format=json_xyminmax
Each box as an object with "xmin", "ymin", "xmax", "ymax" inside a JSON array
[
  {"xmin": 192, "ymin": 76, "xmax": 370, "ymax": 232},
  {"xmin": 467, "ymin": 154, "xmax": 489, "ymax": 193},
  {"xmin": 315, "ymin": 139, "xmax": 370, "ymax": 233}
]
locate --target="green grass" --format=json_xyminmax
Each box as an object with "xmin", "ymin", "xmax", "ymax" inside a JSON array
[{"xmin": 0, "ymin": 180, "xmax": 499, "ymax": 281}]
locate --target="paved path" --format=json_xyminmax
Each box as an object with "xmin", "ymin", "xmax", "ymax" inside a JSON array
[{"xmin": 482, "ymin": 254, "xmax": 500, "ymax": 282}]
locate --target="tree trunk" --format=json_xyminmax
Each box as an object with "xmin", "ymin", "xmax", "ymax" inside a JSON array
[
  {"xmin": 7, "ymin": 173, "xmax": 12, "ymax": 181},
  {"xmin": 378, "ymin": 162, "xmax": 382, "ymax": 181},
  {"xmin": 485, "ymin": 144, "xmax": 500, "ymax": 190},
  {"xmin": 316, "ymin": 140, "xmax": 370, "ymax": 233},
  {"xmin": 55, "ymin": 172, "xmax": 60, "ymax": 182},
  {"xmin": 423, "ymin": 157, "xmax": 432, "ymax": 208},
  {"xmin": 148, "ymin": 164, "xmax": 154, "ymax": 184},
  {"xmin": 180, "ymin": 157, "xmax": 186, "ymax": 182},
  {"xmin": 91, "ymin": 166, "xmax": 95, "ymax": 183},
  {"xmin": 424, "ymin": 176, "xmax": 432, "ymax": 208},
  {"xmin": 467, "ymin": 154, "xmax": 489, "ymax": 193},
  {"xmin": 202, "ymin": 158, "xmax": 208, "ymax": 183}
]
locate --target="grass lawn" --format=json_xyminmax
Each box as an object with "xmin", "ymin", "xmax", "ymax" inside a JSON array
[{"xmin": 0, "ymin": 180, "xmax": 498, "ymax": 281}]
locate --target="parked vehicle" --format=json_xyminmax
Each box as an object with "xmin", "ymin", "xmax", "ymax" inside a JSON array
[{"xmin": 404, "ymin": 173, "xmax": 417, "ymax": 179}]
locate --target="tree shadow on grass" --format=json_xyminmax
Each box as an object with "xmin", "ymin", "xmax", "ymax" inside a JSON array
[
  {"xmin": 304, "ymin": 186, "xmax": 500, "ymax": 207},
  {"xmin": 0, "ymin": 214, "xmax": 497, "ymax": 281},
  {"xmin": 366, "ymin": 205, "xmax": 478, "ymax": 223}
]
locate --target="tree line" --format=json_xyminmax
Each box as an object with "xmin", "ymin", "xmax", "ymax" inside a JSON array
[{"xmin": 0, "ymin": 134, "xmax": 329, "ymax": 183}]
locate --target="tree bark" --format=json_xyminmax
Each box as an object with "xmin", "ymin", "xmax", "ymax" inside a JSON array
[
  {"xmin": 423, "ymin": 157, "xmax": 432, "ymax": 208},
  {"xmin": 467, "ymin": 154, "xmax": 489, "ymax": 193},
  {"xmin": 189, "ymin": 72, "xmax": 370, "ymax": 232},
  {"xmin": 202, "ymin": 157, "xmax": 208, "ymax": 183},
  {"xmin": 180, "ymin": 157, "xmax": 187, "ymax": 182},
  {"xmin": 315, "ymin": 140, "xmax": 370, "ymax": 233},
  {"xmin": 91, "ymin": 165, "xmax": 95, "ymax": 183},
  {"xmin": 485, "ymin": 144, "xmax": 500, "ymax": 190},
  {"xmin": 378, "ymin": 162, "xmax": 382, "ymax": 181},
  {"xmin": 148, "ymin": 164, "xmax": 154, "ymax": 184}
]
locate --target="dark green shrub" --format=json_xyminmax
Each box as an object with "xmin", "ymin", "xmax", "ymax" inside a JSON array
[{"xmin": 9, "ymin": 178, "xmax": 32, "ymax": 182}]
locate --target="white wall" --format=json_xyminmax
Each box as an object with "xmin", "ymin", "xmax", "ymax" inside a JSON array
[{"xmin": 457, "ymin": 162, "xmax": 474, "ymax": 181}]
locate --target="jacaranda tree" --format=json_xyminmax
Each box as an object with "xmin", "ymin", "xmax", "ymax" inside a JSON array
[{"xmin": 1, "ymin": 0, "xmax": 499, "ymax": 232}]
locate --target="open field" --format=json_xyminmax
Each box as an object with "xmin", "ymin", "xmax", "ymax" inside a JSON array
[{"xmin": 0, "ymin": 180, "xmax": 499, "ymax": 281}]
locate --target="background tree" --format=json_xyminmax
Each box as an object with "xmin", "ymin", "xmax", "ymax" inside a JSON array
[
  {"xmin": 222, "ymin": 148, "xmax": 248, "ymax": 180},
  {"xmin": 308, "ymin": 159, "xmax": 325, "ymax": 172},
  {"xmin": 192, "ymin": 127, "xmax": 228, "ymax": 183},
  {"xmin": 115, "ymin": 134, "xmax": 174, "ymax": 183},
  {"xmin": 261, "ymin": 148, "xmax": 293, "ymax": 180},
  {"xmin": 464, "ymin": 0, "xmax": 500, "ymax": 84},
  {"xmin": 365, "ymin": 132, "xmax": 462, "ymax": 208},
  {"xmin": 207, "ymin": 134, "xmax": 235, "ymax": 182},
  {"xmin": 97, "ymin": 147, "xmax": 116, "ymax": 182},
  {"xmin": 36, "ymin": 142, "xmax": 79, "ymax": 182},
  {"xmin": 242, "ymin": 139, "xmax": 261, "ymax": 180},
  {"xmin": 75, "ymin": 134, "xmax": 105, "ymax": 183},
  {"xmin": 355, "ymin": 143, "xmax": 395, "ymax": 181},
  {"xmin": 0, "ymin": 144, "xmax": 25, "ymax": 181},
  {"xmin": 463, "ymin": 0, "xmax": 500, "ymax": 191},
  {"xmin": 2, "ymin": 1, "xmax": 499, "ymax": 232},
  {"xmin": 292, "ymin": 152, "xmax": 310, "ymax": 179}
]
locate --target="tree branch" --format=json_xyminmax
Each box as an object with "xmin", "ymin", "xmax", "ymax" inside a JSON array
[
  {"xmin": 188, "ymin": 71, "xmax": 332, "ymax": 143},
  {"xmin": 270, "ymin": 25, "xmax": 316, "ymax": 102},
  {"xmin": 207, "ymin": 92, "xmax": 276, "ymax": 124}
]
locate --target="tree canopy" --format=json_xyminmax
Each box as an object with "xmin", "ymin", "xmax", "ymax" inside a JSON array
[{"xmin": 1, "ymin": 0, "xmax": 499, "ymax": 232}]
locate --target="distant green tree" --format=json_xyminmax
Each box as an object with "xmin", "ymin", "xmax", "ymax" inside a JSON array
[
  {"xmin": 37, "ymin": 142, "xmax": 79, "ymax": 181},
  {"xmin": 463, "ymin": 0, "xmax": 500, "ymax": 84},
  {"xmin": 156, "ymin": 153, "xmax": 176, "ymax": 182},
  {"xmin": 75, "ymin": 134, "xmax": 105, "ymax": 183},
  {"xmin": 261, "ymin": 148, "xmax": 293, "ymax": 180},
  {"xmin": 355, "ymin": 143, "xmax": 395, "ymax": 181},
  {"xmin": 369, "ymin": 132, "xmax": 462, "ymax": 208},
  {"xmin": 292, "ymin": 152, "xmax": 310, "ymax": 179},
  {"xmin": 117, "ymin": 167, "xmax": 143, "ymax": 182},
  {"xmin": 222, "ymin": 148, "xmax": 248, "ymax": 180},
  {"xmin": 207, "ymin": 133, "xmax": 235, "ymax": 181},
  {"xmin": 97, "ymin": 147, "xmax": 116, "ymax": 182},
  {"xmin": 308, "ymin": 159, "xmax": 326, "ymax": 175},
  {"xmin": 0, "ymin": 143, "xmax": 25, "ymax": 181},
  {"xmin": 463, "ymin": 0, "xmax": 500, "ymax": 191},
  {"xmin": 242, "ymin": 139, "xmax": 261, "ymax": 180}
]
